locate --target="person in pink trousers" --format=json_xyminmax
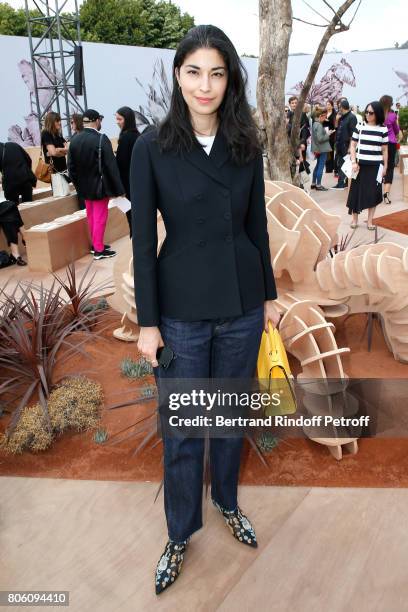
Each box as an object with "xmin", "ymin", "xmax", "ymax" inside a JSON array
[{"xmin": 67, "ymin": 109, "xmax": 125, "ymax": 259}]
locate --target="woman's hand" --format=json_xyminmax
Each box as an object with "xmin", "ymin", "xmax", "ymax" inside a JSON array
[
  {"xmin": 137, "ymin": 326, "xmax": 164, "ymax": 367},
  {"xmin": 264, "ymin": 300, "xmax": 281, "ymax": 332},
  {"xmin": 352, "ymin": 162, "xmax": 359, "ymax": 172}
]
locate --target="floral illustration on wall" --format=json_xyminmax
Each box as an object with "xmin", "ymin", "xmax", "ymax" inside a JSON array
[
  {"xmin": 289, "ymin": 57, "xmax": 356, "ymax": 105},
  {"xmin": 134, "ymin": 58, "xmax": 172, "ymax": 131}
]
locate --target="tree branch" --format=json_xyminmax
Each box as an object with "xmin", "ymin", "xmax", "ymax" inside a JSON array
[
  {"xmin": 301, "ymin": 0, "xmax": 331, "ymax": 24},
  {"xmin": 293, "ymin": 17, "xmax": 327, "ymax": 27},
  {"xmin": 322, "ymin": 0, "xmax": 340, "ymax": 18},
  {"xmin": 290, "ymin": 0, "xmax": 357, "ymax": 154},
  {"xmin": 347, "ymin": 0, "xmax": 362, "ymax": 26}
]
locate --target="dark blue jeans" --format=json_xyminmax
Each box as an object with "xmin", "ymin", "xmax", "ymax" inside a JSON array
[
  {"xmin": 154, "ymin": 304, "xmax": 264, "ymax": 542},
  {"xmin": 312, "ymin": 152, "xmax": 328, "ymax": 185}
]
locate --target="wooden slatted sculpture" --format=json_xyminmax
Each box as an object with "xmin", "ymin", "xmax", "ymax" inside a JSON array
[
  {"xmin": 108, "ymin": 179, "xmax": 408, "ymax": 459},
  {"xmin": 108, "ymin": 214, "xmax": 166, "ymax": 342}
]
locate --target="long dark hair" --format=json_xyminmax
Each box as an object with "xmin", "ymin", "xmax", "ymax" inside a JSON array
[
  {"xmin": 364, "ymin": 101, "xmax": 385, "ymax": 126},
  {"xmin": 116, "ymin": 106, "xmax": 139, "ymax": 133},
  {"xmin": 379, "ymin": 95, "xmax": 393, "ymax": 115},
  {"xmin": 43, "ymin": 111, "xmax": 61, "ymax": 135},
  {"xmin": 158, "ymin": 25, "xmax": 260, "ymax": 165},
  {"xmin": 70, "ymin": 113, "xmax": 83, "ymax": 132}
]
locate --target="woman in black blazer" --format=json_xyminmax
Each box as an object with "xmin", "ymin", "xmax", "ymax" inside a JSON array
[
  {"xmin": 130, "ymin": 25, "xmax": 279, "ymax": 595},
  {"xmin": 115, "ymin": 106, "xmax": 139, "ymax": 236}
]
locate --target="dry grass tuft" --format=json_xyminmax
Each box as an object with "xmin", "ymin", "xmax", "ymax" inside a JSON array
[{"xmin": 0, "ymin": 377, "xmax": 103, "ymax": 454}]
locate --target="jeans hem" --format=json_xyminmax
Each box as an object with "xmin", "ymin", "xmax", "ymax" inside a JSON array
[{"xmin": 168, "ymin": 521, "xmax": 203, "ymax": 543}]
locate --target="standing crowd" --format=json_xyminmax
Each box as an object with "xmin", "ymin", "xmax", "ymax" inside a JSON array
[
  {"xmin": 0, "ymin": 93, "xmax": 404, "ymax": 267},
  {"xmin": 0, "ymin": 105, "xmax": 141, "ymax": 266},
  {"xmin": 286, "ymin": 93, "xmax": 403, "ymax": 228}
]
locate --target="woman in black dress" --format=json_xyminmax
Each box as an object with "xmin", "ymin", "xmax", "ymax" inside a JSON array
[
  {"xmin": 115, "ymin": 106, "xmax": 139, "ymax": 236},
  {"xmin": 324, "ymin": 100, "xmax": 336, "ymax": 173},
  {"xmin": 41, "ymin": 112, "xmax": 68, "ymax": 174},
  {"xmin": 130, "ymin": 24, "xmax": 280, "ymax": 595},
  {"xmin": 347, "ymin": 101, "xmax": 388, "ymax": 229}
]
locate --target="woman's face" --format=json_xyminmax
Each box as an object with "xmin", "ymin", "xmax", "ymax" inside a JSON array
[
  {"xmin": 326, "ymin": 101, "xmax": 333, "ymax": 112},
  {"xmin": 176, "ymin": 47, "xmax": 228, "ymax": 122},
  {"xmin": 55, "ymin": 119, "xmax": 62, "ymax": 132},
  {"xmin": 319, "ymin": 113, "xmax": 327, "ymax": 123},
  {"xmin": 116, "ymin": 113, "xmax": 125, "ymax": 130},
  {"xmin": 365, "ymin": 105, "xmax": 376, "ymax": 124}
]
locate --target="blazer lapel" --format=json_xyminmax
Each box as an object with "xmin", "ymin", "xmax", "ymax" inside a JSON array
[{"xmin": 183, "ymin": 129, "xmax": 230, "ymax": 188}]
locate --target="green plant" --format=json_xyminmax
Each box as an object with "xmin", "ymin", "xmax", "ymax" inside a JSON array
[
  {"xmin": 94, "ymin": 428, "xmax": 109, "ymax": 444},
  {"xmin": 0, "ymin": 377, "xmax": 103, "ymax": 454},
  {"xmin": 398, "ymin": 107, "xmax": 408, "ymax": 136},
  {"xmin": 120, "ymin": 357, "xmax": 153, "ymax": 379},
  {"xmin": 256, "ymin": 431, "xmax": 279, "ymax": 454},
  {"xmin": 140, "ymin": 384, "xmax": 157, "ymax": 398},
  {"xmin": 83, "ymin": 298, "xmax": 109, "ymax": 313}
]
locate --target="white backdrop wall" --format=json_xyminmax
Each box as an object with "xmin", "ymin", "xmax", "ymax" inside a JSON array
[{"xmin": 0, "ymin": 34, "xmax": 407, "ymax": 145}]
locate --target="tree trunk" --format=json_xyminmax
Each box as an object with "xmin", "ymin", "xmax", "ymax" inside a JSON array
[
  {"xmin": 257, "ymin": 0, "xmax": 292, "ymax": 181},
  {"xmin": 290, "ymin": 0, "xmax": 357, "ymax": 154}
]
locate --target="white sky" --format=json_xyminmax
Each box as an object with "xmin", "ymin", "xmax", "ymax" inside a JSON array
[{"xmin": 6, "ymin": 0, "xmax": 408, "ymax": 56}]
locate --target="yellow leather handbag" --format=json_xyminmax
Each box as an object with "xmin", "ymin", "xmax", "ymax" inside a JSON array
[{"xmin": 257, "ymin": 322, "xmax": 297, "ymax": 416}]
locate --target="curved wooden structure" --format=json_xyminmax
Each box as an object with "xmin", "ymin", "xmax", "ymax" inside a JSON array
[{"xmin": 109, "ymin": 180, "xmax": 408, "ymax": 459}]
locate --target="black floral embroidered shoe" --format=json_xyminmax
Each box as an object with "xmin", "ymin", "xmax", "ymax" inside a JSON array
[
  {"xmin": 212, "ymin": 499, "xmax": 258, "ymax": 548},
  {"xmin": 155, "ymin": 539, "xmax": 188, "ymax": 595}
]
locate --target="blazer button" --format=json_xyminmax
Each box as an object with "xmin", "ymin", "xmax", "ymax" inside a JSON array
[
  {"xmin": 225, "ymin": 235, "xmax": 233, "ymax": 243},
  {"xmin": 221, "ymin": 189, "xmax": 229, "ymax": 198},
  {"xmin": 195, "ymin": 193, "xmax": 203, "ymax": 200},
  {"xmin": 223, "ymin": 212, "xmax": 231, "ymax": 220},
  {"xmin": 198, "ymin": 240, "xmax": 206, "ymax": 247},
  {"xmin": 197, "ymin": 217, "xmax": 205, "ymax": 224}
]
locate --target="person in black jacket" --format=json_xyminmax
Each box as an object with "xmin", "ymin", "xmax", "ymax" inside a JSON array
[
  {"xmin": 130, "ymin": 25, "xmax": 280, "ymax": 595},
  {"xmin": 330, "ymin": 99, "xmax": 357, "ymax": 190},
  {"xmin": 323, "ymin": 100, "xmax": 336, "ymax": 173},
  {"xmin": 0, "ymin": 141, "xmax": 37, "ymax": 204},
  {"xmin": 115, "ymin": 106, "xmax": 140, "ymax": 236},
  {"xmin": 67, "ymin": 109, "xmax": 125, "ymax": 259}
]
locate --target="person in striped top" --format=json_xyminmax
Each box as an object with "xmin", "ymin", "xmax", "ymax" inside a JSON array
[{"xmin": 346, "ymin": 101, "xmax": 388, "ymax": 230}]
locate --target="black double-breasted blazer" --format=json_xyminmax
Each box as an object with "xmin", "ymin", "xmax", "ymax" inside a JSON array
[{"xmin": 130, "ymin": 128, "xmax": 277, "ymax": 327}]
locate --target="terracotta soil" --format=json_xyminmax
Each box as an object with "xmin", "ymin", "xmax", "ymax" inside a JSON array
[
  {"xmin": 1, "ymin": 309, "xmax": 408, "ymax": 488},
  {"xmin": 375, "ymin": 209, "xmax": 408, "ymax": 234}
]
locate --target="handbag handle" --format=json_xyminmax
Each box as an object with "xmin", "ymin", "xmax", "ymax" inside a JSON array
[{"xmin": 268, "ymin": 364, "xmax": 297, "ymax": 410}]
